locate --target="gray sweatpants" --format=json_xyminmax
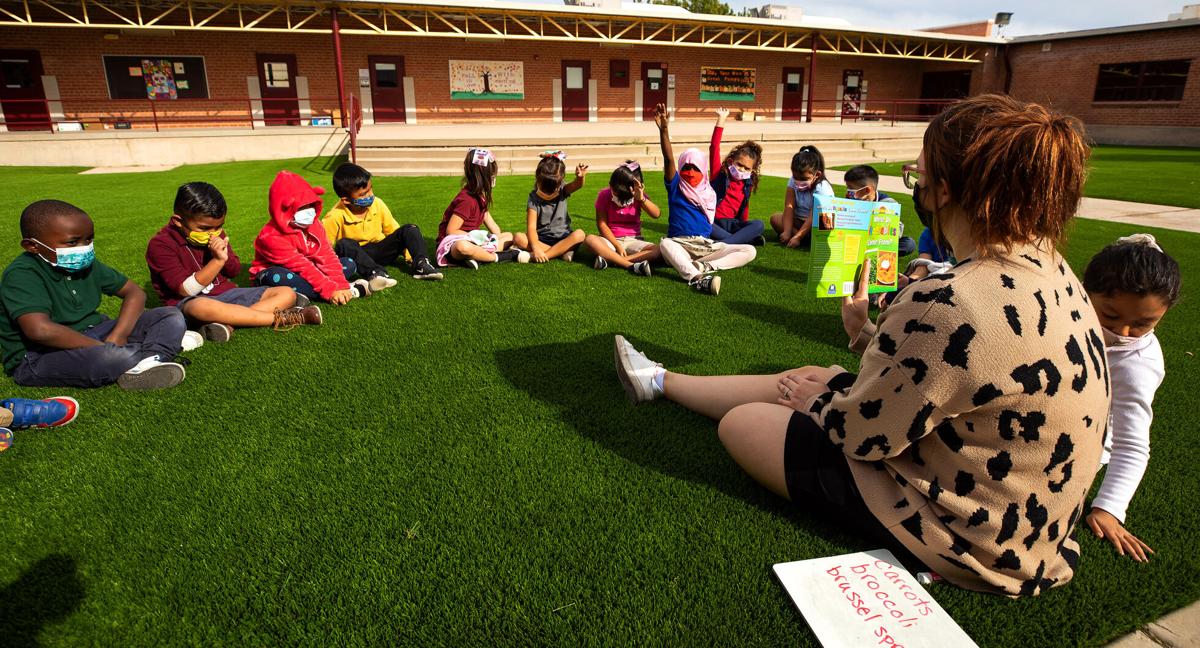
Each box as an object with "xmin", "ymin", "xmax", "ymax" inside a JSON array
[
  {"xmin": 659, "ymin": 237, "xmax": 757, "ymax": 282},
  {"xmin": 12, "ymin": 307, "xmax": 186, "ymax": 388}
]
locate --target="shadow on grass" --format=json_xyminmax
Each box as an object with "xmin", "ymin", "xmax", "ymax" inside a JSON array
[
  {"xmin": 724, "ymin": 301, "xmax": 846, "ymax": 351},
  {"xmin": 746, "ymin": 264, "xmax": 808, "ymax": 284},
  {"xmin": 494, "ymin": 333, "xmax": 866, "ymax": 546},
  {"xmin": 0, "ymin": 554, "xmax": 85, "ymax": 648}
]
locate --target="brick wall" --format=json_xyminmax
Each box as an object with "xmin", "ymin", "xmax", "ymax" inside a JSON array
[
  {"xmin": 1006, "ymin": 25, "xmax": 1200, "ymax": 127},
  {"xmin": 1, "ymin": 26, "xmax": 989, "ymax": 127}
]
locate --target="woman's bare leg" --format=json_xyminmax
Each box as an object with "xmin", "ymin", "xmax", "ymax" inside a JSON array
[
  {"xmin": 718, "ymin": 402, "xmax": 793, "ymax": 499},
  {"xmin": 662, "ymin": 371, "xmax": 785, "ymax": 421}
]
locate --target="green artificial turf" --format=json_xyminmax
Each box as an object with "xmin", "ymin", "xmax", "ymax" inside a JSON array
[
  {"xmin": 834, "ymin": 145, "xmax": 1200, "ymax": 209},
  {"xmin": 0, "ymin": 157, "xmax": 1197, "ymax": 646}
]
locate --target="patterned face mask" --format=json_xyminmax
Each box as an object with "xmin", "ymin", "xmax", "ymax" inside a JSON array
[
  {"xmin": 350, "ymin": 195, "xmax": 375, "ymax": 208},
  {"xmin": 32, "ymin": 239, "xmax": 95, "ymax": 272}
]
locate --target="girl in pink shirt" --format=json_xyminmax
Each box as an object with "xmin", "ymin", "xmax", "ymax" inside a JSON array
[{"xmin": 583, "ymin": 161, "xmax": 661, "ymax": 277}]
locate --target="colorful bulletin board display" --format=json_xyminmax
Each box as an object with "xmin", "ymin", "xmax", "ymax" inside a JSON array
[
  {"xmin": 142, "ymin": 59, "xmax": 178, "ymax": 101},
  {"xmin": 449, "ymin": 60, "xmax": 524, "ymax": 100},
  {"xmin": 808, "ymin": 194, "xmax": 901, "ymax": 298},
  {"xmin": 700, "ymin": 66, "xmax": 755, "ymax": 101}
]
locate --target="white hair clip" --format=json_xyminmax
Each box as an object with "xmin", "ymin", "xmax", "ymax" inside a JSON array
[
  {"xmin": 540, "ymin": 150, "xmax": 567, "ymax": 161},
  {"xmin": 622, "ymin": 161, "xmax": 641, "ymax": 172},
  {"xmin": 1117, "ymin": 233, "xmax": 1163, "ymax": 253},
  {"xmin": 470, "ymin": 148, "xmax": 495, "ymax": 167}
]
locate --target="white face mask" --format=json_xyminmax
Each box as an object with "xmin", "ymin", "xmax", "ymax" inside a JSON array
[
  {"xmin": 1102, "ymin": 326, "xmax": 1152, "ymax": 347},
  {"xmin": 728, "ymin": 164, "xmax": 752, "ymax": 182},
  {"xmin": 293, "ymin": 207, "xmax": 317, "ymax": 227}
]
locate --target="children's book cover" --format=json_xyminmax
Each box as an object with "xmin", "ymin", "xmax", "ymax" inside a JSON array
[{"xmin": 808, "ymin": 195, "xmax": 901, "ymax": 298}]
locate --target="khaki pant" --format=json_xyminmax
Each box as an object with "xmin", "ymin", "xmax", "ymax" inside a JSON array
[{"xmin": 659, "ymin": 236, "xmax": 757, "ymax": 282}]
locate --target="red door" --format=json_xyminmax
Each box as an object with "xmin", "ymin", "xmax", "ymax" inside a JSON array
[
  {"xmin": 561, "ymin": 60, "xmax": 590, "ymax": 122},
  {"xmin": 369, "ymin": 55, "xmax": 406, "ymax": 123},
  {"xmin": 0, "ymin": 50, "xmax": 50, "ymax": 131},
  {"xmin": 781, "ymin": 66, "xmax": 805, "ymax": 121},
  {"xmin": 641, "ymin": 62, "xmax": 667, "ymax": 121},
  {"xmin": 256, "ymin": 53, "xmax": 300, "ymax": 126},
  {"xmin": 841, "ymin": 69, "xmax": 863, "ymax": 118}
]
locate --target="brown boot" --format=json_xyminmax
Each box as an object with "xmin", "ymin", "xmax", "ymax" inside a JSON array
[{"xmin": 272, "ymin": 305, "xmax": 322, "ymax": 331}]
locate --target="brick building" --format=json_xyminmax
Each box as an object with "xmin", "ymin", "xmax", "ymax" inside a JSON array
[{"xmin": 0, "ymin": 0, "xmax": 1194, "ymax": 146}]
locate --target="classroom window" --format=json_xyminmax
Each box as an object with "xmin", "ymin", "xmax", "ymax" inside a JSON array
[
  {"xmin": 609, "ymin": 59, "xmax": 629, "ymax": 88},
  {"xmin": 263, "ymin": 61, "xmax": 291, "ymax": 88},
  {"xmin": 374, "ymin": 62, "xmax": 398, "ymax": 88},
  {"xmin": 1, "ymin": 59, "xmax": 33, "ymax": 89},
  {"xmin": 102, "ymin": 55, "xmax": 209, "ymax": 99},
  {"xmin": 1094, "ymin": 59, "xmax": 1190, "ymax": 102}
]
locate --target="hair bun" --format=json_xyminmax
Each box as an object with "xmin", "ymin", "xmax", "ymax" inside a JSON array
[{"xmin": 1117, "ymin": 233, "xmax": 1163, "ymax": 253}]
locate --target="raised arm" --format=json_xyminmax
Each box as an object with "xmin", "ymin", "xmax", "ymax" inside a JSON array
[
  {"xmin": 655, "ymin": 103, "xmax": 676, "ymax": 182},
  {"xmin": 710, "ymin": 107, "xmax": 728, "ymax": 178},
  {"xmin": 565, "ymin": 163, "xmax": 588, "ymax": 195}
]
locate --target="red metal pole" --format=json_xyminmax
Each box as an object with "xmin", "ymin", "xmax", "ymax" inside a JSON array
[
  {"xmin": 806, "ymin": 31, "xmax": 818, "ymax": 123},
  {"xmin": 330, "ymin": 6, "xmax": 348, "ymax": 129}
]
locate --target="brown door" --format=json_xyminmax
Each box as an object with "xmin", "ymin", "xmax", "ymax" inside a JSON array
[
  {"xmin": 781, "ymin": 66, "xmax": 805, "ymax": 121},
  {"xmin": 841, "ymin": 69, "xmax": 863, "ymax": 117},
  {"xmin": 641, "ymin": 62, "xmax": 667, "ymax": 121},
  {"xmin": 919, "ymin": 70, "xmax": 971, "ymax": 116},
  {"xmin": 256, "ymin": 53, "xmax": 300, "ymax": 126},
  {"xmin": 0, "ymin": 50, "xmax": 50, "ymax": 131},
  {"xmin": 369, "ymin": 55, "xmax": 406, "ymax": 123},
  {"xmin": 561, "ymin": 60, "xmax": 590, "ymax": 122}
]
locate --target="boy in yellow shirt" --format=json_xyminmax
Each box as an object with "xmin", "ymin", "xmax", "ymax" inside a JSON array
[{"xmin": 323, "ymin": 163, "xmax": 443, "ymax": 291}]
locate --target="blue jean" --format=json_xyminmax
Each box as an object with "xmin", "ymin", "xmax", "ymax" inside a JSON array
[
  {"xmin": 711, "ymin": 218, "xmax": 765, "ymax": 245},
  {"xmin": 11, "ymin": 307, "xmax": 186, "ymax": 388},
  {"xmin": 254, "ymin": 259, "xmax": 356, "ymax": 300}
]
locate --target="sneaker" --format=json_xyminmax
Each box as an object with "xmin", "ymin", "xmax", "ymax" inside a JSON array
[
  {"xmin": 1, "ymin": 396, "xmax": 80, "ymax": 429},
  {"xmin": 412, "ymin": 258, "xmax": 444, "ymax": 281},
  {"xmin": 293, "ymin": 292, "xmax": 312, "ymax": 309},
  {"xmin": 614, "ymin": 335, "xmax": 664, "ymax": 405},
  {"xmin": 350, "ymin": 278, "xmax": 372, "ymax": 298},
  {"xmin": 117, "ymin": 355, "xmax": 186, "ymax": 391},
  {"xmin": 629, "ymin": 260, "xmax": 653, "ymax": 277},
  {"xmin": 751, "ymin": 235, "xmax": 767, "ymax": 247},
  {"xmin": 462, "ymin": 259, "xmax": 480, "ymax": 271},
  {"xmin": 180, "ymin": 330, "xmax": 204, "ymax": 352},
  {"xmin": 368, "ymin": 272, "xmax": 398, "ymax": 292},
  {"xmin": 495, "ymin": 249, "xmax": 531, "ymax": 264},
  {"xmin": 199, "ymin": 322, "xmax": 233, "ymax": 343},
  {"xmin": 593, "ymin": 256, "xmax": 608, "ymax": 270},
  {"xmin": 0, "ymin": 428, "xmax": 10, "ymax": 452},
  {"xmin": 689, "ymin": 274, "xmax": 721, "ymax": 295},
  {"xmin": 273, "ymin": 305, "xmax": 322, "ymax": 330},
  {"xmin": 563, "ymin": 251, "xmax": 575, "ymax": 263}
]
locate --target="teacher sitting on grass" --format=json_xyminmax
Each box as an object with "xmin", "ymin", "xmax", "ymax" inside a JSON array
[{"xmin": 613, "ymin": 94, "xmax": 1109, "ymax": 597}]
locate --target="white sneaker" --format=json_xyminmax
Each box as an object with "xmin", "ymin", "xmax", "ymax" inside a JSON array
[
  {"xmin": 350, "ymin": 278, "xmax": 372, "ymax": 298},
  {"xmin": 563, "ymin": 251, "xmax": 575, "ymax": 263},
  {"xmin": 117, "ymin": 355, "xmax": 186, "ymax": 391},
  {"xmin": 180, "ymin": 330, "xmax": 204, "ymax": 352},
  {"xmin": 517, "ymin": 250, "xmax": 531, "ymax": 264},
  {"xmin": 614, "ymin": 335, "xmax": 664, "ymax": 405},
  {"xmin": 368, "ymin": 273, "xmax": 398, "ymax": 292},
  {"xmin": 594, "ymin": 256, "xmax": 608, "ymax": 270}
]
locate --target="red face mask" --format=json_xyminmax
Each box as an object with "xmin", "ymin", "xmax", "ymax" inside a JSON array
[{"xmin": 679, "ymin": 168, "xmax": 704, "ymax": 188}]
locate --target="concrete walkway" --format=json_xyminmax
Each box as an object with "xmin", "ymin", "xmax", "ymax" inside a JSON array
[
  {"xmin": 820, "ymin": 169, "xmax": 1200, "ymax": 235},
  {"xmin": 1106, "ymin": 599, "xmax": 1200, "ymax": 647}
]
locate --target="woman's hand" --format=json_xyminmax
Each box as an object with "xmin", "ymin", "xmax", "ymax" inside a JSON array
[
  {"xmin": 777, "ymin": 374, "xmax": 830, "ymax": 411},
  {"xmin": 1087, "ymin": 508, "xmax": 1154, "ymax": 562},
  {"xmin": 842, "ymin": 259, "xmax": 871, "ymax": 340}
]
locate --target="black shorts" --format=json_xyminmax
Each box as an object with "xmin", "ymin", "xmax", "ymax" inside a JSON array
[{"xmin": 784, "ymin": 411, "xmax": 926, "ymax": 570}]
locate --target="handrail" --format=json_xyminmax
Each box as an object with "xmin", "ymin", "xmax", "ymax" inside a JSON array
[{"xmin": 347, "ymin": 93, "xmax": 362, "ymax": 164}]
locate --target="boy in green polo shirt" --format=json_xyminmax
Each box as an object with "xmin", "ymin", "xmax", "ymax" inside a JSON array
[{"xmin": 0, "ymin": 200, "xmax": 188, "ymax": 390}]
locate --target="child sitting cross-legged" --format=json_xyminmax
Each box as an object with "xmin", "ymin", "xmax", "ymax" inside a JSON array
[
  {"xmin": 147, "ymin": 182, "xmax": 321, "ymax": 340},
  {"xmin": 583, "ymin": 160, "xmax": 660, "ymax": 276},
  {"xmin": 251, "ymin": 170, "xmax": 372, "ymax": 305},
  {"xmin": 323, "ymin": 162, "xmax": 443, "ymax": 287},
  {"xmin": 0, "ymin": 200, "xmax": 188, "ymax": 390},
  {"xmin": 516, "ymin": 151, "xmax": 588, "ymax": 263},
  {"xmin": 434, "ymin": 148, "xmax": 530, "ymax": 269}
]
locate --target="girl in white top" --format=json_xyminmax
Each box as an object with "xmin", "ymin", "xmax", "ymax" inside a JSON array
[{"xmin": 1082, "ymin": 233, "xmax": 1181, "ymax": 562}]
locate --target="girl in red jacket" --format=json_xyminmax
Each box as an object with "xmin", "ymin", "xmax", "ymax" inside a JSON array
[{"xmin": 250, "ymin": 170, "xmax": 371, "ymax": 306}]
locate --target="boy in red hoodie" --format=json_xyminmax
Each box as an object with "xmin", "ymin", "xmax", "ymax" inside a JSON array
[
  {"xmin": 147, "ymin": 182, "xmax": 321, "ymax": 341},
  {"xmin": 250, "ymin": 170, "xmax": 370, "ymax": 305}
]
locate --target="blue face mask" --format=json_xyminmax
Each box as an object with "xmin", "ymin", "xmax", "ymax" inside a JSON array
[
  {"xmin": 33, "ymin": 239, "xmax": 95, "ymax": 273},
  {"xmin": 350, "ymin": 195, "xmax": 375, "ymax": 208}
]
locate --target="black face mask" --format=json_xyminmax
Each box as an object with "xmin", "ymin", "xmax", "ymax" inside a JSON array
[{"xmin": 912, "ymin": 183, "xmax": 934, "ymax": 230}]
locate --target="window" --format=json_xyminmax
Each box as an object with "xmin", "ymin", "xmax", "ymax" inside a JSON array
[
  {"xmin": 566, "ymin": 66, "xmax": 584, "ymax": 90},
  {"xmin": 263, "ymin": 61, "xmax": 291, "ymax": 88},
  {"xmin": 609, "ymin": 59, "xmax": 629, "ymax": 88},
  {"xmin": 786, "ymin": 72, "xmax": 802, "ymax": 92},
  {"xmin": 102, "ymin": 55, "xmax": 209, "ymax": 99},
  {"xmin": 1094, "ymin": 59, "xmax": 1190, "ymax": 102},
  {"xmin": 1, "ymin": 58, "xmax": 33, "ymax": 89},
  {"xmin": 374, "ymin": 62, "xmax": 398, "ymax": 88}
]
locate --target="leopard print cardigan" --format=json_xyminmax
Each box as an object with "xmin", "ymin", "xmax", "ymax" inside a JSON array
[{"xmin": 806, "ymin": 243, "xmax": 1110, "ymax": 596}]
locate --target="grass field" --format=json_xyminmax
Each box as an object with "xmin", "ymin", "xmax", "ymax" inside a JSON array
[
  {"xmin": 834, "ymin": 145, "xmax": 1200, "ymax": 209},
  {"xmin": 0, "ymin": 157, "xmax": 1197, "ymax": 646}
]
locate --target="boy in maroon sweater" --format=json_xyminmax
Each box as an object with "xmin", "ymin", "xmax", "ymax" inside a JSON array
[{"xmin": 146, "ymin": 182, "xmax": 321, "ymax": 342}]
